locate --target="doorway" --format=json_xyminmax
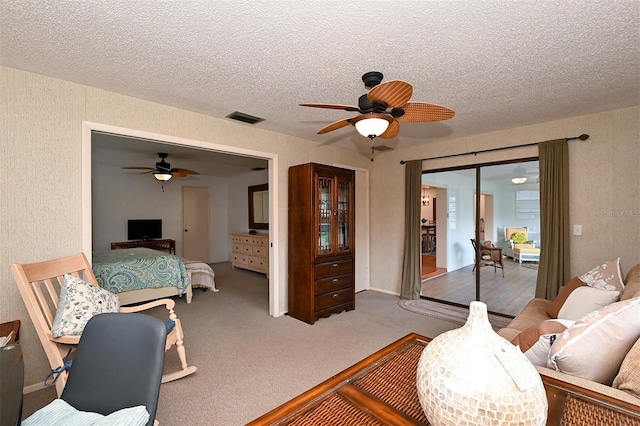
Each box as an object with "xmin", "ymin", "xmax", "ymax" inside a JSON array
[
  {"xmin": 420, "ymin": 160, "xmax": 540, "ymax": 316},
  {"xmin": 183, "ymin": 186, "xmax": 210, "ymax": 262},
  {"xmin": 82, "ymin": 121, "xmax": 283, "ymax": 317}
]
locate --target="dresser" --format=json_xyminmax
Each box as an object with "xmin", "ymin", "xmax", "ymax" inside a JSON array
[
  {"xmin": 288, "ymin": 163, "xmax": 355, "ymax": 324},
  {"xmin": 231, "ymin": 233, "xmax": 269, "ymax": 275}
]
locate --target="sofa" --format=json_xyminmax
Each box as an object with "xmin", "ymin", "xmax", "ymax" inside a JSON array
[{"xmin": 498, "ymin": 260, "xmax": 640, "ymax": 409}]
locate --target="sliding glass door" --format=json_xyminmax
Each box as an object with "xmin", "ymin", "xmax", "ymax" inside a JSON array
[{"xmin": 420, "ymin": 160, "xmax": 540, "ymax": 316}]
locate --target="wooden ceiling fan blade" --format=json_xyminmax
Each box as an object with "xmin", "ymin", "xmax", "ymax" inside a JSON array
[
  {"xmin": 171, "ymin": 168, "xmax": 199, "ymax": 175},
  {"xmin": 299, "ymin": 103, "xmax": 359, "ymax": 112},
  {"xmin": 379, "ymin": 119, "xmax": 400, "ymax": 139},
  {"xmin": 318, "ymin": 119, "xmax": 353, "ymax": 134},
  {"xmin": 399, "ymin": 102, "xmax": 455, "ymax": 122},
  {"xmin": 367, "ymin": 80, "xmax": 413, "ymax": 108}
]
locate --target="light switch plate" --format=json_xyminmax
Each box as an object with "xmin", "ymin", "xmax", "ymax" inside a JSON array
[{"xmin": 573, "ymin": 224, "xmax": 582, "ymax": 236}]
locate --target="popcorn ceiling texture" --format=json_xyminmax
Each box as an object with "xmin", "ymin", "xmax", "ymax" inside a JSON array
[{"xmin": 0, "ymin": 1, "xmax": 638, "ymax": 153}]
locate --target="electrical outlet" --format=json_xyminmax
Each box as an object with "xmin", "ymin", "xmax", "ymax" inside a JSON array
[{"xmin": 573, "ymin": 224, "xmax": 582, "ymax": 236}]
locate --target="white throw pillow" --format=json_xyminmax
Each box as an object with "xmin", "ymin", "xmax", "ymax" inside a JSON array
[
  {"xmin": 512, "ymin": 319, "xmax": 575, "ymax": 366},
  {"xmin": 51, "ymin": 274, "xmax": 120, "ymax": 337},
  {"xmin": 557, "ymin": 286, "xmax": 620, "ymax": 321},
  {"xmin": 548, "ymin": 297, "xmax": 640, "ymax": 385}
]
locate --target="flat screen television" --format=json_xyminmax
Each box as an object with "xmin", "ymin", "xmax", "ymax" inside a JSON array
[{"xmin": 127, "ymin": 219, "xmax": 162, "ymax": 241}]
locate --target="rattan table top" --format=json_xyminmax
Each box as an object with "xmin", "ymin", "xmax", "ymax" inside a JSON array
[{"xmin": 247, "ymin": 333, "xmax": 640, "ymax": 426}]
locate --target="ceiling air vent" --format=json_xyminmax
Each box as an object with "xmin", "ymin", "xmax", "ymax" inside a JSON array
[
  {"xmin": 226, "ymin": 111, "xmax": 265, "ymax": 125},
  {"xmin": 373, "ymin": 145, "xmax": 393, "ymax": 152}
]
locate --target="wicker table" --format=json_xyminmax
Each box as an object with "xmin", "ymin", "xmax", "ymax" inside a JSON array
[{"xmin": 248, "ymin": 333, "xmax": 640, "ymax": 426}]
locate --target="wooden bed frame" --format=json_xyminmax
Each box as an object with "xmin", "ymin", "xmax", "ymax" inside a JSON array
[{"xmin": 117, "ymin": 278, "xmax": 193, "ymax": 306}]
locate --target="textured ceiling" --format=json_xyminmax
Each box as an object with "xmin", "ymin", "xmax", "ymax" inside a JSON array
[{"xmin": 1, "ymin": 1, "xmax": 638, "ymax": 157}]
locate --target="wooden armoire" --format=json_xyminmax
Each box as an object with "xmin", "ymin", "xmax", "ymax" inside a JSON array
[{"xmin": 288, "ymin": 163, "xmax": 355, "ymax": 324}]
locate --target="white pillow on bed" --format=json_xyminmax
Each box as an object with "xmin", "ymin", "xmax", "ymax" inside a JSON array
[{"xmin": 51, "ymin": 274, "xmax": 120, "ymax": 337}]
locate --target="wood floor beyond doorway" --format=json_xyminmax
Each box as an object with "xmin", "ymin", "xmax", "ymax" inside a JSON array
[
  {"xmin": 421, "ymin": 258, "xmax": 538, "ymax": 317},
  {"xmin": 421, "ymin": 255, "xmax": 447, "ymax": 280}
]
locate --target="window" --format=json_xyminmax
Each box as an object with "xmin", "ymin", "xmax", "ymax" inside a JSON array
[{"xmin": 516, "ymin": 190, "xmax": 540, "ymax": 219}]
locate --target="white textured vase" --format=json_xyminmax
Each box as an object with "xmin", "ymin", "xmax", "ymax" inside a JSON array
[{"xmin": 416, "ymin": 301, "xmax": 547, "ymax": 425}]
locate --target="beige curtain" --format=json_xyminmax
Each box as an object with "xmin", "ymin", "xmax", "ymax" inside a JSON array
[
  {"xmin": 401, "ymin": 160, "xmax": 422, "ymax": 299},
  {"xmin": 536, "ymin": 139, "xmax": 570, "ymax": 299}
]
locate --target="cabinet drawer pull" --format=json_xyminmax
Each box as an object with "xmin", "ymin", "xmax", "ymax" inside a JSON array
[
  {"xmin": 332, "ymin": 263, "xmax": 338, "ymax": 267},
  {"xmin": 332, "ymin": 279, "xmax": 338, "ymax": 283},
  {"xmin": 333, "ymin": 293, "xmax": 339, "ymax": 298}
]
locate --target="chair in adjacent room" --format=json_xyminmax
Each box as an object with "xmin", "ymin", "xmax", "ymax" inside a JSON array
[
  {"xmin": 504, "ymin": 227, "xmax": 541, "ymax": 263},
  {"xmin": 471, "ymin": 239, "xmax": 505, "ymax": 277},
  {"xmin": 22, "ymin": 313, "xmax": 166, "ymax": 426},
  {"xmin": 11, "ymin": 252, "xmax": 196, "ymax": 397}
]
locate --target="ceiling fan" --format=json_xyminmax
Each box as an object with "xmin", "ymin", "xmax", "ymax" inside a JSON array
[
  {"xmin": 121, "ymin": 152, "xmax": 200, "ymax": 181},
  {"xmin": 300, "ymin": 71, "xmax": 455, "ymax": 145}
]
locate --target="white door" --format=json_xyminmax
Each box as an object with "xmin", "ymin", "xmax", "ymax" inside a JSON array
[
  {"xmin": 182, "ymin": 186, "xmax": 210, "ymax": 261},
  {"xmin": 354, "ymin": 169, "xmax": 369, "ymax": 292}
]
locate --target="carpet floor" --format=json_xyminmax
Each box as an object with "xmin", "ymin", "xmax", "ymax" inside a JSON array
[
  {"xmin": 398, "ymin": 299, "xmax": 513, "ymax": 330},
  {"xmin": 22, "ymin": 262, "xmax": 461, "ymax": 425}
]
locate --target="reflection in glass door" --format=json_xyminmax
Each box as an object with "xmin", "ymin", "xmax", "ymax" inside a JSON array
[{"xmin": 420, "ymin": 161, "xmax": 540, "ymax": 316}]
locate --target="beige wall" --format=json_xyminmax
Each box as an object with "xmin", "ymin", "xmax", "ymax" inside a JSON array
[
  {"xmin": 0, "ymin": 66, "xmax": 369, "ymax": 386},
  {"xmin": 369, "ymin": 106, "xmax": 640, "ymax": 294},
  {"xmin": 2, "ymin": 65, "xmax": 638, "ymax": 388}
]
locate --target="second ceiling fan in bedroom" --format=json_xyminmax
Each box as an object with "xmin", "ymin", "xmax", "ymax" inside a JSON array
[
  {"xmin": 300, "ymin": 71, "xmax": 455, "ymax": 159},
  {"xmin": 121, "ymin": 152, "xmax": 200, "ymax": 182}
]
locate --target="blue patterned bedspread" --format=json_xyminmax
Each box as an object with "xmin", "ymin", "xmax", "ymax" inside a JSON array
[{"xmin": 92, "ymin": 248, "xmax": 190, "ymax": 295}]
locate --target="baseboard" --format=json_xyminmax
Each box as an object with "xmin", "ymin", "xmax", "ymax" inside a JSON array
[{"xmin": 368, "ymin": 287, "xmax": 400, "ymax": 296}]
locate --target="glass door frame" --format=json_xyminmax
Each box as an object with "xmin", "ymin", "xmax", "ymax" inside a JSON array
[{"xmin": 420, "ymin": 156, "xmax": 539, "ymax": 309}]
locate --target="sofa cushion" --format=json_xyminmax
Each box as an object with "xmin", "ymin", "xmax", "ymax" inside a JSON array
[
  {"xmin": 579, "ymin": 257, "xmax": 625, "ymax": 292},
  {"xmin": 505, "ymin": 298, "xmax": 552, "ymax": 332},
  {"xmin": 613, "ymin": 337, "xmax": 640, "ymax": 399},
  {"xmin": 511, "ymin": 319, "xmax": 574, "ymax": 366},
  {"xmin": 497, "ymin": 327, "xmax": 521, "ymax": 341},
  {"xmin": 621, "ymin": 263, "xmax": 640, "ymax": 300},
  {"xmin": 548, "ymin": 297, "xmax": 640, "ymax": 385}
]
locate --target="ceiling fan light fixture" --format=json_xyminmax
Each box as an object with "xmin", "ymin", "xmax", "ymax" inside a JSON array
[
  {"xmin": 511, "ymin": 177, "xmax": 528, "ymax": 184},
  {"xmin": 154, "ymin": 172, "xmax": 172, "ymax": 181},
  {"xmin": 511, "ymin": 166, "xmax": 527, "ymax": 184},
  {"xmin": 354, "ymin": 117, "xmax": 389, "ymax": 139}
]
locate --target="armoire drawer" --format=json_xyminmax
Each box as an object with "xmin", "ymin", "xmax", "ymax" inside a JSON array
[
  {"xmin": 315, "ymin": 288, "xmax": 353, "ymax": 312},
  {"xmin": 315, "ymin": 274, "xmax": 352, "ymax": 295},
  {"xmin": 314, "ymin": 259, "xmax": 352, "ymax": 279}
]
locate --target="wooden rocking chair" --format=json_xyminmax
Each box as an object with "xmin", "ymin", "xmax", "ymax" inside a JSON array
[{"xmin": 11, "ymin": 252, "xmax": 197, "ymax": 397}]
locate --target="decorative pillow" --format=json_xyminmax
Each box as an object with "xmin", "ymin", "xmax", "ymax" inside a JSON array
[
  {"xmin": 51, "ymin": 274, "xmax": 120, "ymax": 338},
  {"xmin": 579, "ymin": 258, "xmax": 625, "ymax": 292},
  {"xmin": 556, "ymin": 286, "xmax": 620, "ymax": 321},
  {"xmin": 511, "ymin": 319, "xmax": 574, "ymax": 366},
  {"xmin": 613, "ymin": 337, "xmax": 640, "ymax": 399},
  {"xmin": 511, "ymin": 232, "xmax": 527, "ymax": 244},
  {"xmin": 22, "ymin": 398, "xmax": 149, "ymax": 426},
  {"xmin": 548, "ymin": 297, "xmax": 640, "ymax": 385},
  {"xmin": 546, "ymin": 277, "xmax": 587, "ymax": 318}
]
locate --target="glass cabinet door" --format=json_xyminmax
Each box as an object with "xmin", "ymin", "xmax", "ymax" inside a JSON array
[
  {"xmin": 336, "ymin": 178, "xmax": 352, "ymax": 253},
  {"xmin": 317, "ymin": 176, "xmax": 333, "ymax": 255}
]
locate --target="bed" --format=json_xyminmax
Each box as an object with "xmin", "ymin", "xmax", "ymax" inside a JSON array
[{"xmin": 92, "ymin": 247, "xmax": 193, "ymax": 305}]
